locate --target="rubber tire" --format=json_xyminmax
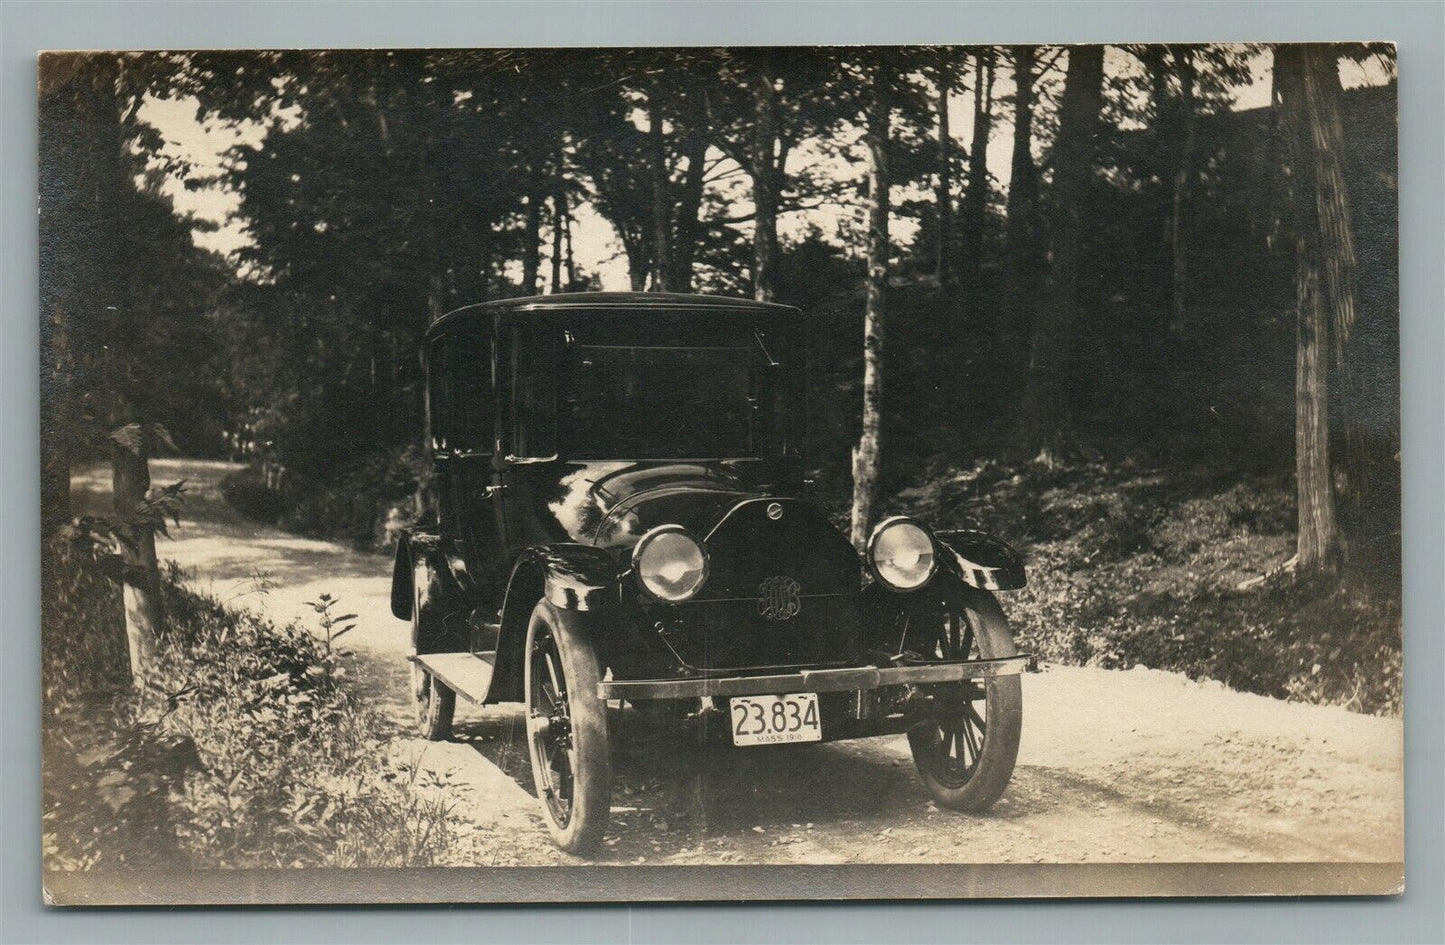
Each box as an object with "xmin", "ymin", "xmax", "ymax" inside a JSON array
[
  {"xmin": 524, "ymin": 600, "xmax": 613, "ymax": 856},
  {"xmin": 416, "ymin": 670, "xmax": 455, "ymax": 742},
  {"xmin": 412, "ymin": 572, "xmax": 454, "ymax": 741},
  {"xmin": 907, "ymin": 585, "xmax": 1023, "ymax": 814}
]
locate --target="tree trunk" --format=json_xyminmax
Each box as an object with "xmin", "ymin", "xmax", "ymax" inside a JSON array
[
  {"xmin": 1310, "ymin": 49, "xmax": 1366, "ymax": 534},
  {"xmin": 522, "ymin": 154, "xmax": 544, "ymax": 295},
  {"xmin": 961, "ymin": 47, "xmax": 996, "ymax": 300},
  {"xmin": 1013, "ymin": 45, "xmax": 1104, "ymax": 464},
  {"xmin": 563, "ymin": 202, "xmax": 577, "ymax": 290},
  {"xmin": 415, "ymin": 282, "xmax": 444, "ymax": 518},
  {"xmin": 476, "ymin": 225, "xmax": 493, "ymax": 301},
  {"xmin": 40, "ymin": 318, "xmax": 72, "ymax": 537},
  {"xmin": 622, "ymin": 232, "xmax": 649, "ymax": 291},
  {"xmin": 849, "ymin": 60, "xmax": 892, "ymax": 550},
  {"xmin": 1138, "ymin": 45, "xmax": 1176, "ymax": 324},
  {"xmin": 113, "ymin": 431, "xmax": 161, "ymax": 691},
  {"xmin": 1292, "ymin": 253, "xmax": 1337, "ymax": 573},
  {"xmin": 671, "ymin": 133, "xmax": 708, "ymax": 292},
  {"xmin": 649, "ymin": 96, "xmax": 673, "ymax": 292},
  {"xmin": 96, "ymin": 56, "xmax": 164, "ymax": 690},
  {"xmin": 550, "ymin": 151, "xmax": 566, "ymax": 294},
  {"xmin": 934, "ymin": 59, "xmax": 953, "ymax": 285},
  {"xmin": 751, "ymin": 67, "xmax": 780, "ymax": 302},
  {"xmin": 1277, "ymin": 43, "xmax": 1352, "ymax": 573},
  {"xmin": 1004, "ymin": 46, "xmax": 1042, "ymax": 367},
  {"xmin": 1168, "ymin": 45, "xmax": 1197, "ymax": 334}
]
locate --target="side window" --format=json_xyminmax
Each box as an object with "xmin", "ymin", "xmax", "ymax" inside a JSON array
[
  {"xmin": 508, "ymin": 325, "xmax": 558, "ymax": 459},
  {"xmin": 427, "ymin": 338, "xmax": 450, "ymax": 453},
  {"xmin": 430, "ymin": 329, "xmax": 494, "ymax": 455},
  {"xmin": 450, "ymin": 327, "xmax": 494, "ymax": 454}
]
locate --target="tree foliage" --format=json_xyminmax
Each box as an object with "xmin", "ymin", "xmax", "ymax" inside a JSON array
[{"xmin": 42, "ymin": 44, "xmax": 1399, "ymax": 590}]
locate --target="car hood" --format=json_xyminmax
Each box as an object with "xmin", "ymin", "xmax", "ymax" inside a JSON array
[{"xmin": 538, "ymin": 460, "xmax": 785, "ymax": 552}]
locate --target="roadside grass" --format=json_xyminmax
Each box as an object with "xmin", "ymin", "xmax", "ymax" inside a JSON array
[
  {"xmin": 42, "ymin": 546, "xmax": 453, "ymax": 870},
  {"xmin": 897, "ymin": 461, "xmax": 1402, "ymax": 716}
]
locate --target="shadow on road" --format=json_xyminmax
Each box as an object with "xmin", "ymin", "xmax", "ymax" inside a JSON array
[{"xmin": 452, "ymin": 705, "xmax": 956, "ymax": 837}]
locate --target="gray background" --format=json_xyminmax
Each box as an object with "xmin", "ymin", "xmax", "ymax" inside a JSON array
[{"xmin": 3, "ymin": 1, "xmax": 1440, "ymax": 942}]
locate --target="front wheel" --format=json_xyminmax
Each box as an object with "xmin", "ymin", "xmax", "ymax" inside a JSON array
[
  {"xmin": 906, "ymin": 585, "xmax": 1022, "ymax": 813},
  {"xmin": 524, "ymin": 600, "xmax": 612, "ymax": 855}
]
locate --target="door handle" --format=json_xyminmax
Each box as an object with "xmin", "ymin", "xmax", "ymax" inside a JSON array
[{"xmin": 483, "ymin": 484, "xmax": 508, "ymax": 499}]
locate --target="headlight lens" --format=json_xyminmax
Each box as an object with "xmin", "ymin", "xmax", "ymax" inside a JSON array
[
  {"xmin": 868, "ymin": 518, "xmax": 937, "ymax": 591},
  {"xmin": 634, "ymin": 526, "xmax": 709, "ymax": 602}
]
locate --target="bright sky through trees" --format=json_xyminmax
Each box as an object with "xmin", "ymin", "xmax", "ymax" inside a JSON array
[{"xmin": 138, "ymin": 46, "xmax": 1393, "ymax": 292}]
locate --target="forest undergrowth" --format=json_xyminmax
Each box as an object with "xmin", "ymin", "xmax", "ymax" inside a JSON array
[{"xmin": 895, "ymin": 459, "xmax": 1402, "ymax": 716}]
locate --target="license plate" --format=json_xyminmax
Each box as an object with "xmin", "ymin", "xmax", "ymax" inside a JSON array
[{"xmin": 729, "ymin": 693, "xmax": 822, "ymax": 746}]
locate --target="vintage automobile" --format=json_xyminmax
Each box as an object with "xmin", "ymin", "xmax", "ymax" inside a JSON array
[{"xmin": 393, "ymin": 291, "xmax": 1030, "ymax": 854}]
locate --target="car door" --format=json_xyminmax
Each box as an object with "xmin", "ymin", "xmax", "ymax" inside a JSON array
[
  {"xmin": 432, "ymin": 327, "xmax": 508, "ymax": 629},
  {"xmin": 492, "ymin": 322, "xmax": 562, "ymax": 559}
]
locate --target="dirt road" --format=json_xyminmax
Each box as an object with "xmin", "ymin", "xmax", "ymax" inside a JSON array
[{"xmin": 72, "ymin": 459, "xmax": 1404, "ymax": 868}]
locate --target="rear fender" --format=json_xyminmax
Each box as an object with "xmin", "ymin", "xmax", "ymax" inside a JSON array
[
  {"xmin": 390, "ymin": 532, "xmax": 443, "ymax": 620},
  {"xmin": 935, "ymin": 529, "xmax": 1027, "ymax": 591},
  {"xmin": 487, "ymin": 545, "xmax": 622, "ymax": 704},
  {"xmin": 392, "ymin": 531, "xmax": 469, "ymax": 653}
]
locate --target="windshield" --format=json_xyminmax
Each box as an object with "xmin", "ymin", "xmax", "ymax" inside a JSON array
[
  {"xmin": 567, "ymin": 343, "xmax": 761, "ymax": 458},
  {"xmin": 550, "ymin": 318, "xmax": 798, "ymax": 460}
]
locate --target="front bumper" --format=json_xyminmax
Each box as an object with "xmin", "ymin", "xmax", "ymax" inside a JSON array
[{"xmin": 597, "ymin": 655, "xmax": 1032, "ymax": 701}]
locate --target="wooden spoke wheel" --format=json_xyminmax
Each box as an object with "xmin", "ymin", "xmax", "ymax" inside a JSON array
[
  {"xmin": 524, "ymin": 600, "xmax": 611, "ymax": 855},
  {"xmin": 411, "ymin": 577, "xmax": 454, "ymax": 741},
  {"xmin": 906, "ymin": 586, "xmax": 1022, "ymax": 813}
]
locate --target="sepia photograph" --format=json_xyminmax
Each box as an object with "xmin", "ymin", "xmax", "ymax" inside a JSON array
[{"xmin": 39, "ymin": 41, "xmax": 1403, "ymax": 904}]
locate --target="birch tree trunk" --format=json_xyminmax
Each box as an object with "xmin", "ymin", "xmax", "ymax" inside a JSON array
[
  {"xmin": 849, "ymin": 59, "xmax": 892, "ymax": 549},
  {"xmin": 1013, "ymin": 46, "xmax": 1104, "ymax": 464}
]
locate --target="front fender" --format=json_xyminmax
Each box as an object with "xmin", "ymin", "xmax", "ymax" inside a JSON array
[
  {"xmin": 516, "ymin": 544, "xmax": 622, "ymax": 612},
  {"xmin": 487, "ymin": 544, "xmax": 622, "ymax": 704},
  {"xmin": 935, "ymin": 529, "xmax": 1027, "ymax": 591}
]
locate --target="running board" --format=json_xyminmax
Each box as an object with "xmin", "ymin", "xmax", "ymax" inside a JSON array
[{"xmin": 413, "ymin": 651, "xmax": 496, "ymax": 705}]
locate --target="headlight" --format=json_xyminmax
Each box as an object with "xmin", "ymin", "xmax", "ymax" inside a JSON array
[
  {"xmin": 633, "ymin": 525, "xmax": 709, "ymax": 602},
  {"xmin": 867, "ymin": 517, "xmax": 937, "ymax": 591}
]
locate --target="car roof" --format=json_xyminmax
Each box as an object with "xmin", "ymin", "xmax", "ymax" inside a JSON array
[{"xmin": 426, "ymin": 291, "xmax": 802, "ymax": 339}]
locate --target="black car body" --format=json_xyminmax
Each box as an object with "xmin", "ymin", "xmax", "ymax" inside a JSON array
[{"xmin": 393, "ymin": 292, "xmax": 1030, "ymax": 853}]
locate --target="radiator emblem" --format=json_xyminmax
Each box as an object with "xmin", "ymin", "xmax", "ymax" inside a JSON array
[{"xmin": 757, "ymin": 575, "xmax": 802, "ymax": 621}]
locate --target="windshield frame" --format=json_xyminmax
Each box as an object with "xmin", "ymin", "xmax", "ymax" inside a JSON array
[{"xmin": 503, "ymin": 316, "xmax": 802, "ymax": 464}]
